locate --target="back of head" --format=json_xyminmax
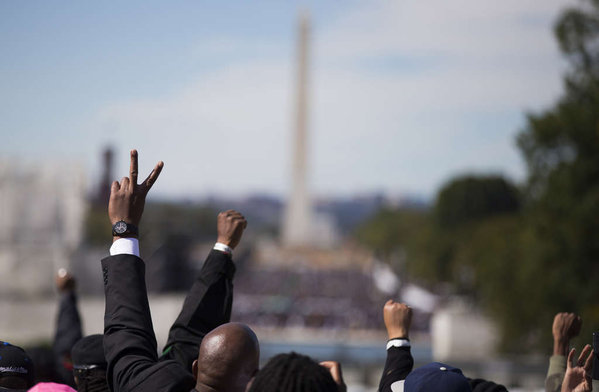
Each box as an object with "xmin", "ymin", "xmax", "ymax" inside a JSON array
[
  {"xmin": 196, "ymin": 323, "xmax": 259, "ymax": 392},
  {"xmin": 71, "ymin": 335, "xmax": 108, "ymax": 392},
  {"xmin": 248, "ymin": 352, "xmax": 337, "ymax": 392},
  {"xmin": 0, "ymin": 342, "xmax": 35, "ymax": 391},
  {"xmin": 394, "ymin": 362, "xmax": 471, "ymax": 392}
]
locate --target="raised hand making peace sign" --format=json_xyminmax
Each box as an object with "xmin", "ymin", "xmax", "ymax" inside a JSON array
[{"xmin": 108, "ymin": 149, "xmax": 163, "ymax": 234}]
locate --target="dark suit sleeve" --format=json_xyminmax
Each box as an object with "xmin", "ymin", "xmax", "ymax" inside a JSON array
[
  {"xmin": 160, "ymin": 249, "xmax": 236, "ymax": 371},
  {"xmin": 53, "ymin": 291, "xmax": 83, "ymax": 387},
  {"xmin": 379, "ymin": 346, "xmax": 414, "ymax": 392},
  {"xmin": 468, "ymin": 378, "xmax": 509, "ymax": 392},
  {"xmin": 102, "ymin": 254, "xmax": 195, "ymax": 392}
]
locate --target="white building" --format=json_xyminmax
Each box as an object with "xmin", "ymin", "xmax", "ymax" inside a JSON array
[{"xmin": 0, "ymin": 160, "xmax": 86, "ymax": 297}]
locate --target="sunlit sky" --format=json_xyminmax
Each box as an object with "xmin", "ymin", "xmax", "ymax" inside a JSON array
[{"xmin": 1, "ymin": 0, "xmax": 576, "ymax": 200}]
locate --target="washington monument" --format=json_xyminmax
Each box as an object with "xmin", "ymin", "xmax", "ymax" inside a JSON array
[{"xmin": 282, "ymin": 11, "xmax": 313, "ymax": 248}]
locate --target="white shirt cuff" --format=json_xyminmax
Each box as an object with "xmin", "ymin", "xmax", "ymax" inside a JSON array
[
  {"xmin": 386, "ymin": 339, "xmax": 410, "ymax": 350},
  {"xmin": 213, "ymin": 242, "xmax": 233, "ymax": 255},
  {"xmin": 110, "ymin": 238, "xmax": 140, "ymax": 257}
]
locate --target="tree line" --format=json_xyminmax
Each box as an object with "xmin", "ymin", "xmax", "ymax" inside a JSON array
[{"xmin": 355, "ymin": 0, "xmax": 599, "ymax": 353}]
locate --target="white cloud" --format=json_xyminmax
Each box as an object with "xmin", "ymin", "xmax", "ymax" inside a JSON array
[{"xmin": 95, "ymin": 0, "xmax": 577, "ymax": 198}]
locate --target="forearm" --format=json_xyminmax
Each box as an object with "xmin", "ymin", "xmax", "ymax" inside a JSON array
[
  {"xmin": 379, "ymin": 346, "xmax": 413, "ymax": 392},
  {"xmin": 545, "ymin": 354, "xmax": 567, "ymax": 392},
  {"xmin": 162, "ymin": 250, "xmax": 235, "ymax": 369},
  {"xmin": 103, "ymin": 255, "xmax": 159, "ymax": 392},
  {"xmin": 53, "ymin": 290, "xmax": 82, "ymax": 387},
  {"xmin": 53, "ymin": 291, "xmax": 83, "ymax": 354},
  {"xmin": 553, "ymin": 338, "xmax": 569, "ymax": 356}
]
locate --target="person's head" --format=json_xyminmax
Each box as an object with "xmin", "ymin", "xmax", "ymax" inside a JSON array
[
  {"xmin": 391, "ymin": 362, "xmax": 471, "ymax": 392},
  {"xmin": 193, "ymin": 323, "xmax": 259, "ymax": 392},
  {"xmin": 248, "ymin": 352, "xmax": 338, "ymax": 392},
  {"xmin": 71, "ymin": 335, "xmax": 108, "ymax": 392},
  {"xmin": 28, "ymin": 382, "xmax": 76, "ymax": 392},
  {"xmin": 24, "ymin": 346, "xmax": 58, "ymax": 384},
  {"xmin": 0, "ymin": 342, "xmax": 34, "ymax": 391}
]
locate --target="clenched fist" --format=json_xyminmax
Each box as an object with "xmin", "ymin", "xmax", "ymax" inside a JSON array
[
  {"xmin": 216, "ymin": 210, "xmax": 247, "ymax": 250},
  {"xmin": 383, "ymin": 300, "xmax": 412, "ymax": 340},
  {"xmin": 56, "ymin": 268, "xmax": 76, "ymax": 292},
  {"xmin": 552, "ymin": 312, "xmax": 582, "ymax": 356}
]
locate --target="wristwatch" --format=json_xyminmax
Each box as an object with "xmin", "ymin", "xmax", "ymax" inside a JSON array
[{"xmin": 112, "ymin": 220, "xmax": 139, "ymax": 237}]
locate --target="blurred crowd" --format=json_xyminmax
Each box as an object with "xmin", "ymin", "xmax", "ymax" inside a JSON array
[
  {"xmin": 234, "ymin": 268, "xmax": 393, "ymax": 330},
  {"xmin": 1, "ymin": 150, "xmax": 595, "ymax": 392}
]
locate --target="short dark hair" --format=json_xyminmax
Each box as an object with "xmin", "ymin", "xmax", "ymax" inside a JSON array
[
  {"xmin": 71, "ymin": 335, "xmax": 108, "ymax": 392},
  {"xmin": 73, "ymin": 368, "xmax": 108, "ymax": 392},
  {"xmin": 248, "ymin": 352, "xmax": 337, "ymax": 392}
]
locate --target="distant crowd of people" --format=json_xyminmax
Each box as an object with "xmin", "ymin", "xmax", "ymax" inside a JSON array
[{"xmin": 0, "ymin": 150, "xmax": 594, "ymax": 392}]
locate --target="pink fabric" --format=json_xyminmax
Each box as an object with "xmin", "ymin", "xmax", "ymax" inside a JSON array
[{"xmin": 28, "ymin": 382, "xmax": 76, "ymax": 392}]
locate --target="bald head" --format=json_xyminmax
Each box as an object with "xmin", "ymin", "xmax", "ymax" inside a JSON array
[{"xmin": 194, "ymin": 322, "xmax": 260, "ymax": 392}]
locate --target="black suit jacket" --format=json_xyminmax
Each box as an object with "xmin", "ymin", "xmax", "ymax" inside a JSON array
[
  {"xmin": 378, "ymin": 346, "xmax": 414, "ymax": 392},
  {"xmin": 53, "ymin": 290, "xmax": 82, "ymax": 387},
  {"xmin": 102, "ymin": 250, "xmax": 235, "ymax": 392},
  {"xmin": 160, "ymin": 250, "xmax": 235, "ymax": 372}
]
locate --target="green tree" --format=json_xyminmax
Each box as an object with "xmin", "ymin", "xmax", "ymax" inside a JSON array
[
  {"xmin": 356, "ymin": 1, "xmax": 599, "ymax": 352},
  {"xmin": 354, "ymin": 176, "xmax": 521, "ymax": 293},
  {"xmin": 515, "ymin": 0, "xmax": 599, "ymax": 352},
  {"xmin": 435, "ymin": 176, "xmax": 520, "ymax": 229}
]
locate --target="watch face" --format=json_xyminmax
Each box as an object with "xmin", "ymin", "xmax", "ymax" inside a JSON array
[{"xmin": 114, "ymin": 221, "xmax": 127, "ymax": 234}]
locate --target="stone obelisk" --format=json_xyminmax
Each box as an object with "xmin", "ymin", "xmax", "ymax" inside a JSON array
[{"xmin": 282, "ymin": 11, "xmax": 312, "ymax": 248}]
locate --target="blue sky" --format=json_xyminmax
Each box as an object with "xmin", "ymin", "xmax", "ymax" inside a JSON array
[{"xmin": 1, "ymin": 0, "xmax": 575, "ymax": 200}]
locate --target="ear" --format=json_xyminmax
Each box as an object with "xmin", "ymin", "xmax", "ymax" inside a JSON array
[{"xmin": 192, "ymin": 359, "xmax": 198, "ymax": 381}]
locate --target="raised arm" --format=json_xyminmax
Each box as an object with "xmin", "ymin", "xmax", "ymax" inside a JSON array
[
  {"xmin": 103, "ymin": 150, "xmax": 193, "ymax": 392},
  {"xmin": 53, "ymin": 269, "xmax": 82, "ymax": 387},
  {"xmin": 379, "ymin": 300, "xmax": 413, "ymax": 392},
  {"xmin": 546, "ymin": 312, "xmax": 582, "ymax": 392},
  {"xmin": 160, "ymin": 210, "xmax": 247, "ymax": 372}
]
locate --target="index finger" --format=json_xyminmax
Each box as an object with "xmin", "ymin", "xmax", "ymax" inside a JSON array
[
  {"xmin": 140, "ymin": 161, "xmax": 164, "ymax": 194},
  {"xmin": 567, "ymin": 348, "xmax": 576, "ymax": 369},
  {"xmin": 129, "ymin": 149, "xmax": 138, "ymax": 187}
]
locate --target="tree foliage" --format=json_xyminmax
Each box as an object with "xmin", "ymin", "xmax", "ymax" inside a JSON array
[
  {"xmin": 435, "ymin": 176, "xmax": 520, "ymax": 228},
  {"xmin": 356, "ymin": 0, "xmax": 599, "ymax": 353},
  {"xmin": 514, "ymin": 0, "xmax": 599, "ymax": 353}
]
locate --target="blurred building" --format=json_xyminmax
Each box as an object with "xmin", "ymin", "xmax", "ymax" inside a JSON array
[
  {"xmin": 93, "ymin": 146, "xmax": 113, "ymax": 207},
  {"xmin": 0, "ymin": 160, "xmax": 86, "ymax": 297}
]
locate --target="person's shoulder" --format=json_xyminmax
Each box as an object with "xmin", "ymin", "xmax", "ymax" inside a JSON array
[{"xmin": 127, "ymin": 360, "xmax": 195, "ymax": 392}]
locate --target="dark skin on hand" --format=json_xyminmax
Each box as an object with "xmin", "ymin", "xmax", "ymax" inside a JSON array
[
  {"xmin": 108, "ymin": 149, "xmax": 163, "ymax": 241},
  {"xmin": 216, "ymin": 210, "xmax": 247, "ymax": 250},
  {"xmin": 383, "ymin": 300, "xmax": 412, "ymax": 340},
  {"xmin": 56, "ymin": 268, "xmax": 76, "ymax": 292},
  {"xmin": 552, "ymin": 312, "xmax": 582, "ymax": 356}
]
